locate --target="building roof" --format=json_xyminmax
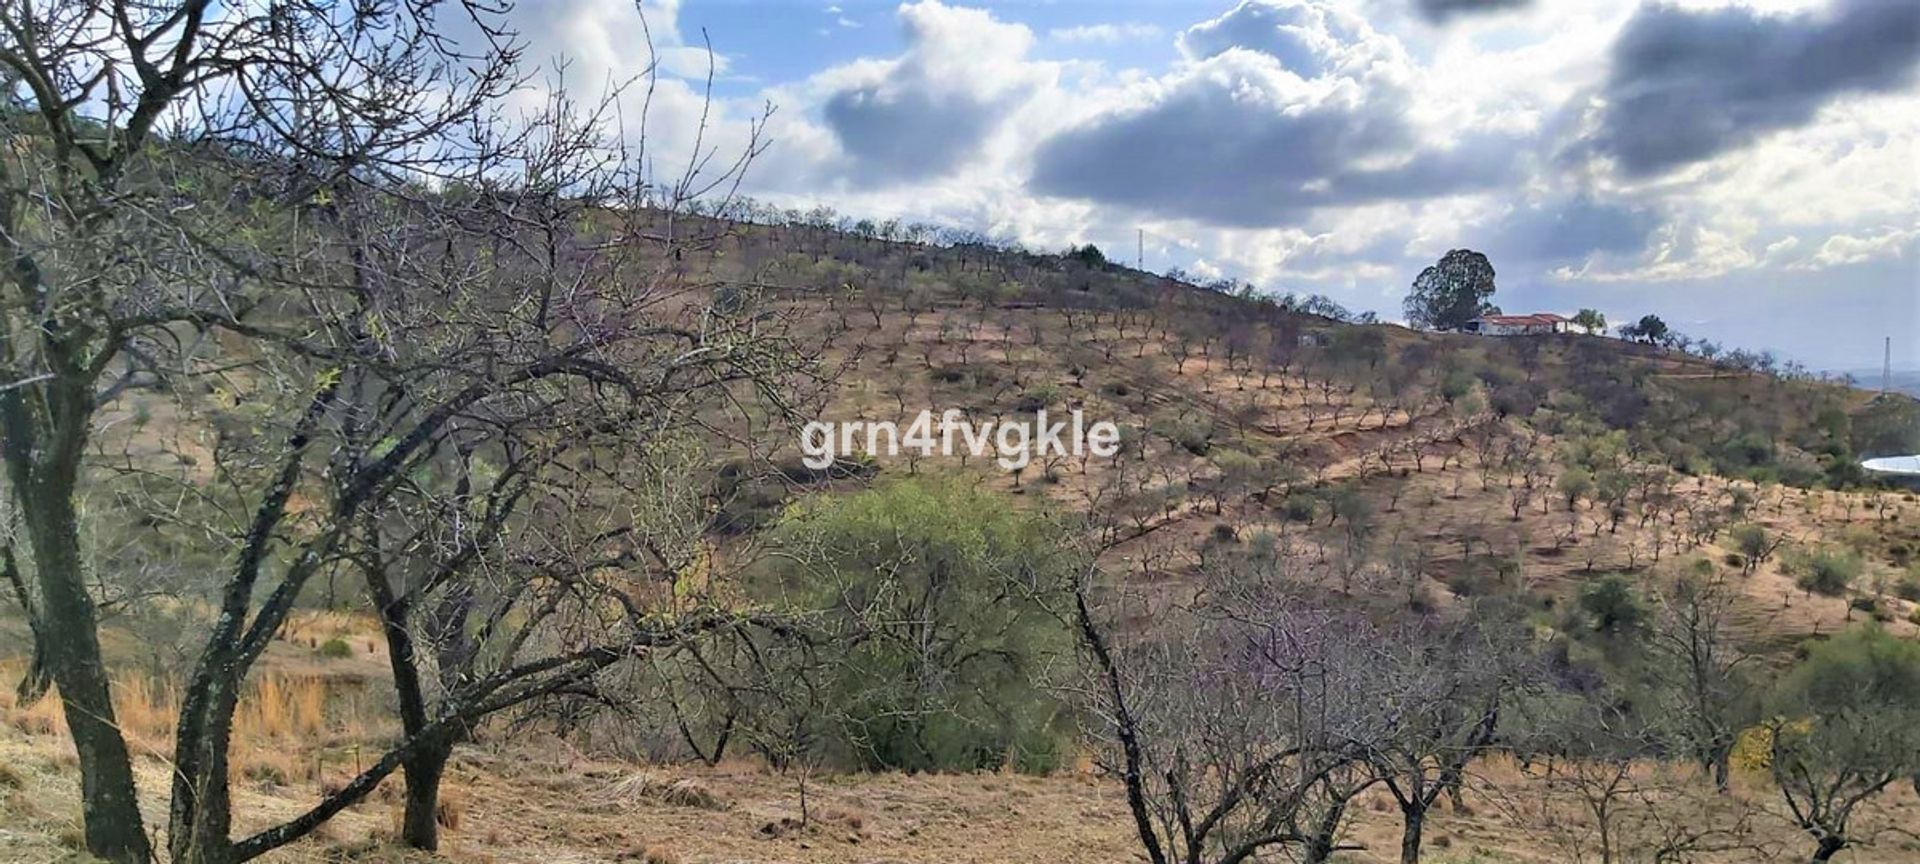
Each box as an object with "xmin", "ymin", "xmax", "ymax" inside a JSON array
[{"xmin": 1475, "ymin": 313, "xmax": 1568, "ymax": 326}]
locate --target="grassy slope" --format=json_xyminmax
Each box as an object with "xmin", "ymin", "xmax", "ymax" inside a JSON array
[{"xmin": 3, "ymin": 215, "xmax": 1918, "ymax": 862}]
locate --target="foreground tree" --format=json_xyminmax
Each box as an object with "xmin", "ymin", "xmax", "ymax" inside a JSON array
[
  {"xmin": 1767, "ymin": 625, "xmax": 1920, "ymax": 861},
  {"xmin": 1076, "ymin": 598, "xmax": 1380, "ymax": 864},
  {"xmin": 0, "ymin": 1, "xmax": 790, "ymax": 860},
  {"xmin": 1404, "ymin": 250, "xmax": 1498, "ymax": 332},
  {"xmin": 754, "ymin": 477, "xmax": 1076, "ymax": 773},
  {"xmin": 1070, "ymin": 540, "xmax": 1518, "ymax": 864},
  {"xmin": 1368, "ymin": 607, "xmax": 1531, "ymax": 863}
]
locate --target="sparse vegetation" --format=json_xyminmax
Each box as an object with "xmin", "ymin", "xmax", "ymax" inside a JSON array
[{"xmin": 1, "ymin": 3, "xmax": 1915, "ymax": 863}]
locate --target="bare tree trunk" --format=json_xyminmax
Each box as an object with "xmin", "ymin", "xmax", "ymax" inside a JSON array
[
  {"xmin": 367, "ymin": 572, "xmax": 453, "ymax": 851},
  {"xmin": 1399, "ymin": 805, "xmax": 1425, "ymax": 864},
  {"xmin": 401, "ymin": 739, "xmax": 454, "ymax": 851},
  {"xmin": 9, "ymin": 425, "xmax": 153, "ymax": 864},
  {"xmin": 170, "ymin": 665, "xmax": 246, "ymax": 864}
]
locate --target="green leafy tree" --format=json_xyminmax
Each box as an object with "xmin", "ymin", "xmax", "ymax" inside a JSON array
[
  {"xmin": 1572, "ymin": 308, "xmax": 1607, "ymax": 335},
  {"xmin": 1577, "ymin": 574, "xmax": 1646, "ymax": 637},
  {"xmin": 1405, "ymin": 249, "xmax": 1499, "ymax": 331},
  {"xmin": 1068, "ymin": 243, "xmax": 1108, "ymax": 268},
  {"xmin": 759, "ymin": 477, "xmax": 1076, "ymax": 773},
  {"xmin": 1559, "ymin": 467, "xmax": 1595, "ymax": 512},
  {"xmin": 1730, "ymin": 524, "xmax": 1780, "ymax": 577},
  {"xmin": 1619, "ymin": 314, "xmax": 1669, "ymax": 344}
]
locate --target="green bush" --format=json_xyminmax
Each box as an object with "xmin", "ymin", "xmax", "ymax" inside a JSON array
[
  {"xmin": 1150, "ymin": 412, "xmax": 1213, "ymax": 456},
  {"xmin": 1013, "ymin": 383, "xmax": 1059, "ymax": 413},
  {"xmin": 1280, "ymin": 491, "xmax": 1320, "ymax": 523},
  {"xmin": 318, "ymin": 638, "xmax": 352, "ymax": 659},
  {"xmin": 1788, "ymin": 546, "xmax": 1863, "ymax": 597},
  {"xmin": 1576, "ymin": 574, "xmax": 1645, "ymax": 637},
  {"xmin": 759, "ymin": 477, "xmax": 1075, "ymax": 774}
]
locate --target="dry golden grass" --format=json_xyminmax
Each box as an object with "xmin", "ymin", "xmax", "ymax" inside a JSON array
[
  {"xmin": 237, "ymin": 674, "xmax": 329, "ymax": 740},
  {"xmin": 0, "ymin": 656, "xmax": 371, "ymax": 798}
]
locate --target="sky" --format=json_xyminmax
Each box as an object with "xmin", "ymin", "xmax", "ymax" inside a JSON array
[{"xmin": 507, "ymin": 0, "xmax": 1919, "ymax": 373}]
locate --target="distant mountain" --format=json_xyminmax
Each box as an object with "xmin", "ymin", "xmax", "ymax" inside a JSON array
[{"xmin": 1836, "ymin": 368, "xmax": 1920, "ymax": 398}]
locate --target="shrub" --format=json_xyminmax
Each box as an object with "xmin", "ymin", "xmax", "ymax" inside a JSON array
[
  {"xmin": 317, "ymin": 638, "xmax": 353, "ymax": 659},
  {"xmin": 1576, "ymin": 574, "xmax": 1645, "ymax": 637},
  {"xmin": 1280, "ymin": 491, "xmax": 1319, "ymax": 523},
  {"xmin": 1150, "ymin": 412, "xmax": 1213, "ymax": 456},
  {"xmin": 1013, "ymin": 383, "xmax": 1059, "ymax": 413},
  {"xmin": 758, "ymin": 477, "xmax": 1075, "ymax": 774},
  {"xmin": 1788, "ymin": 546, "xmax": 1863, "ymax": 597}
]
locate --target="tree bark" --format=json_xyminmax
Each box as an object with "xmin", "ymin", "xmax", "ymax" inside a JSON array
[
  {"xmin": 18, "ymin": 469, "xmax": 153, "ymax": 864},
  {"xmin": 1399, "ymin": 805, "xmax": 1425, "ymax": 864},
  {"xmin": 400, "ymin": 739, "xmax": 454, "ymax": 851},
  {"xmin": 169, "ymin": 672, "xmax": 244, "ymax": 864}
]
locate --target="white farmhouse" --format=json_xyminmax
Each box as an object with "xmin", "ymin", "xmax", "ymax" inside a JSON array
[{"xmin": 1461, "ymin": 313, "xmax": 1573, "ymax": 336}]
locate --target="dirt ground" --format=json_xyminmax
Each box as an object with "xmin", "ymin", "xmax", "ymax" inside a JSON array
[{"xmin": 9, "ymin": 720, "xmax": 1920, "ymax": 864}]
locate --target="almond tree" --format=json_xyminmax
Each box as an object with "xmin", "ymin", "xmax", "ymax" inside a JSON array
[
  {"xmin": 1366, "ymin": 611, "xmax": 1530, "ymax": 863},
  {"xmin": 1073, "ymin": 544, "xmax": 1418, "ymax": 864},
  {"xmin": 0, "ymin": 1, "xmax": 794, "ymax": 861}
]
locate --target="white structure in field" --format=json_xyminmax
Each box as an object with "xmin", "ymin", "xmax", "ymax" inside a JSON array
[
  {"xmin": 1864, "ymin": 455, "xmax": 1920, "ymax": 489},
  {"xmin": 1462, "ymin": 313, "xmax": 1574, "ymax": 336}
]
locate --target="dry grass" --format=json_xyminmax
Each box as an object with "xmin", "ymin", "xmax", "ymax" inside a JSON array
[
  {"xmin": 600, "ymin": 771, "xmax": 728, "ymax": 812},
  {"xmin": 0, "ymin": 659, "xmax": 364, "ymax": 796},
  {"xmin": 236, "ymin": 674, "xmax": 328, "ymax": 740}
]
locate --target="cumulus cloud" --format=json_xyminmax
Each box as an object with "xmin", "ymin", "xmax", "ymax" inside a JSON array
[
  {"xmin": 1049, "ymin": 23, "xmax": 1163, "ymax": 44},
  {"xmin": 1594, "ymin": 0, "xmax": 1920, "ymax": 176},
  {"xmin": 818, "ymin": 1, "xmax": 1044, "ymax": 183},
  {"xmin": 1794, "ymin": 226, "xmax": 1920, "ymax": 270},
  {"xmin": 1030, "ymin": 0, "xmax": 1522, "ymax": 226},
  {"xmin": 1178, "ymin": 0, "xmax": 1389, "ymax": 75}
]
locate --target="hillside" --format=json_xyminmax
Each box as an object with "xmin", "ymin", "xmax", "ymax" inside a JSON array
[
  {"xmin": 680, "ymin": 215, "xmax": 1920, "ymax": 647},
  {"xmin": 3, "ymin": 212, "xmax": 1917, "ymax": 864}
]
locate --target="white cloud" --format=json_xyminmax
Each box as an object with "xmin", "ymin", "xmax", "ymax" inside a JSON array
[
  {"xmin": 1796, "ymin": 227, "xmax": 1919, "ymax": 270},
  {"xmin": 1048, "ymin": 23, "xmax": 1164, "ymax": 44}
]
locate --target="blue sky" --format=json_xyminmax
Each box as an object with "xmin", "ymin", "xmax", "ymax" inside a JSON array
[{"xmin": 515, "ymin": 0, "xmax": 1919, "ymax": 373}]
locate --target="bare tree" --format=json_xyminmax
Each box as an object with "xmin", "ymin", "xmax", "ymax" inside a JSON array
[
  {"xmin": 1074, "ymin": 551, "xmax": 1423, "ymax": 864},
  {"xmin": 0, "ymin": 1, "xmax": 798, "ymax": 860},
  {"xmin": 1367, "ymin": 610, "xmax": 1528, "ymax": 863},
  {"xmin": 1644, "ymin": 568, "xmax": 1763, "ymax": 791}
]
